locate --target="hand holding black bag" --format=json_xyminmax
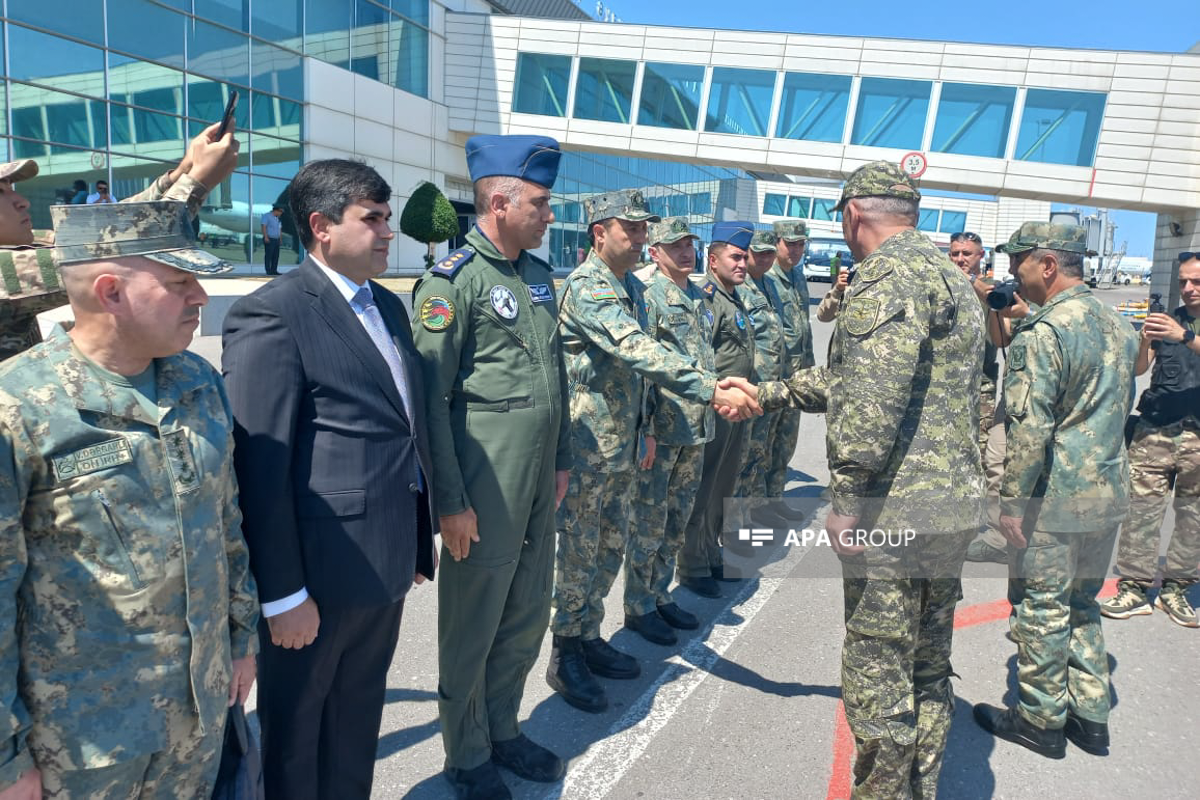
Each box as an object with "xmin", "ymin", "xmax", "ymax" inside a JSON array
[{"xmin": 210, "ymin": 705, "xmax": 264, "ymax": 800}]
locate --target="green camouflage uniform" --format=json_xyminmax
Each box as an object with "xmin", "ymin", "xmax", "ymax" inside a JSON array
[
  {"xmin": 758, "ymin": 163, "xmax": 984, "ymax": 800},
  {"xmin": 411, "ymin": 225, "xmax": 570, "ymax": 770},
  {"xmin": 736, "ymin": 235, "xmax": 788, "ymax": 501},
  {"xmin": 768, "ymin": 220, "xmax": 815, "ymax": 504},
  {"xmin": 0, "ymin": 327, "xmax": 259, "ymax": 792},
  {"xmin": 626, "ymin": 221, "xmax": 716, "ymax": 615},
  {"xmin": 553, "ymin": 195, "xmax": 718, "ymax": 639},
  {"xmin": 1114, "ymin": 308, "xmax": 1200, "ymax": 590},
  {"xmin": 678, "ymin": 273, "xmax": 754, "ymax": 579},
  {"xmin": 996, "ymin": 223, "xmax": 1139, "ymax": 731},
  {"xmin": 0, "ymin": 171, "xmax": 210, "ymax": 362}
]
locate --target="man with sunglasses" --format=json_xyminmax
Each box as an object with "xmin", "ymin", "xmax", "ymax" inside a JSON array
[
  {"xmin": 86, "ymin": 181, "xmax": 117, "ymax": 204},
  {"xmin": 1102, "ymin": 252, "xmax": 1200, "ymax": 627}
]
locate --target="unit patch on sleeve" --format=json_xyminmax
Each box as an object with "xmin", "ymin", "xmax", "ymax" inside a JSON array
[{"xmin": 419, "ymin": 295, "xmax": 456, "ymax": 331}]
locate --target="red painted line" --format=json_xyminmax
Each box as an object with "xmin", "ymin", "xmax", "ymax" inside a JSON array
[
  {"xmin": 825, "ymin": 577, "xmax": 1122, "ymax": 796},
  {"xmin": 1088, "ymin": 167, "xmax": 1097, "ymax": 198}
]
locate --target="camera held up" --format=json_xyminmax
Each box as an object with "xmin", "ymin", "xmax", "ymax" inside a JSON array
[{"xmin": 986, "ymin": 279, "xmax": 1020, "ymax": 311}]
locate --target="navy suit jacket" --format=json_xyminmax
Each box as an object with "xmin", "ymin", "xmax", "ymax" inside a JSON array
[{"xmin": 222, "ymin": 257, "xmax": 435, "ymax": 610}]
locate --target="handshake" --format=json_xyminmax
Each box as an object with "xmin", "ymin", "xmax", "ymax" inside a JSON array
[{"xmin": 711, "ymin": 376, "xmax": 761, "ymax": 421}]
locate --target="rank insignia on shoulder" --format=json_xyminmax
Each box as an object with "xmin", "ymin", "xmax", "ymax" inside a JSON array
[
  {"xmin": 1007, "ymin": 344, "xmax": 1026, "ymax": 370},
  {"xmin": 419, "ymin": 295, "xmax": 456, "ymax": 331},
  {"xmin": 702, "ymin": 282, "xmax": 716, "ymax": 297},
  {"xmin": 529, "ymin": 283, "xmax": 554, "ymax": 303},
  {"xmin": 591, "ymin": 288, "xmax": 618, "ymax": 301},
  {"xmin": 432, "ymin": 247, "xmax": 475, "ymax": 277}
]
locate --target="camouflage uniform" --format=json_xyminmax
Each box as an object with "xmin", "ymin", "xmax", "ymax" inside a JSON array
[
  {"xmin": 678, "ymin": 269, "xmax": 754, "ymax": 580},
  {"xmin": 625, "ymin": 219, "xmax": 716, "ymax": 616},
  {"xmin": 996, "ymin": 223, "xmax": 1139, "ymax": 730},
  {"xmin": 1113, "ymin": 308, "xmax": 1200, "ymax": 592},
  {"xmin": 758, "ymin": 163, "xmax": 984, "ymax": 799},
  {"xmin": 553, "ymin": 195, "xmax": 718, "ymax": 640},
  {"xmin": 0, "ymin": 166, "xmax": 210, "ymax": 362},
  {"xmin": 767, "ymin": 220, "xmax": 814, "ymax": 508},
  {"xmin": 735, "ymin": 232, "xmax": 788, "ymax": 501}
]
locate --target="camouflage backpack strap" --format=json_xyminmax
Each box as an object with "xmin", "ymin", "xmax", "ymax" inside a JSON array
[
  {"xmin": 0, "ymin": 246, "xmax": 61, "ymax": 298},
  {"xmin": 431, "ymin": 245, "xmax": 476, "ymax": 279}
]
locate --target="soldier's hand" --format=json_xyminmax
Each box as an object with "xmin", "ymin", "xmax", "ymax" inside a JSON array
[
  {"xmin": 999, "ymin": 292, "xmax": 1031, "ymax": 320},
  {"xmin": 0, "ymin": 768, "xmax": 41, "ymax": 800},
  {"xmin": 834, "ymin": 269, "xmax": 849, "ymax": 295},
  {"xmin": 826, "ymin": 511, "xmax": 864, "ymax": 556},
  {"xmin": 639, "ymin": 435, "xmax": 657, "ymax": 469},
  {"xmin": 713, "ymin": 378, "xmax": 761, "ymax": 421},
  {"xmin": 266, "ymin": 597, "xmax": 320, "ymax": 649},
  {"xmin": 555, "ymin": 470, "xmax": 569, "ymax": 509},
  {"xmin": 228, "ymin": 655, "xmax": 256, "ymax": 706},
  {"xmin": 186, "ymin": 121, "xmax": 240, "ymax": 190},
  {"xmin": 440, "ymin": 508, "xmax": 480, "ymax": 561},
  {"xmin": 1142, "ymin": 312, "xmax": 1186, "ymax": 343},
  {"xmin": 999, "ymin": 515, "xmax": 1027, "ymax": 549}
]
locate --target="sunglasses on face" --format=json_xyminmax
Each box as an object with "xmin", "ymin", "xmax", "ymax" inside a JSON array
[
  {"xmin": 950, "ymin": 232, "xmax": 982, "ymax": 243},
  {"xmin": 1181, "ymin": 252, "xmax": 1197, "ymax": 262}
]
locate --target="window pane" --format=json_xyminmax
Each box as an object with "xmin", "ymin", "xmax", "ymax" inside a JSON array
[
  {"xmin": 666, "ymin": 193, "xmax": 689, "ymax": 217},
  {"xmin": 1015, "ymin": 88, "xmax": 1106, "ymax": 167},
  {"xmin": 763, "ymin": 193, "xmax": 785, "ymax": 216},
  {"xmin": 786, "ymin": 196, "xmax": 810, "ymax": 218},
  {"xmin": 204, "ymin": 0, "xmax": 249, "ymax": 32},
  {"xmin": 776, "ymin": 72, "xmax": 851, "ymax": 143},
  {"xmin": 573, "ymin": 57, "xmax": 635, "ymax": 123},
  {"xmin": 305, "ymin": 0, "xmax": 351, "ymax": 67},
  {"xmin": 252, "ymin": 0, "xmax": 303, "ymax": 44},
  {"xmin": 249, "ymin": 134, "xmax": 301, "ymax": 177},
  {"xmin": 186, "ymin": 78, "xmax": 249, "ymax": 130},
  {"xmin": 390, "ymin": 17, "xmax": 428, "ymax": 97},
  {"xmin": 918, "ymin": 208, "xmax": 939, "ymax": 232},
  {"xmin": 939, "ymin": 210, "xmax": 968, "ymax": 234},
  {"xmin": 196, "ymin": 171, "xmax": 252, "ymax": 265},
  {"xmin": 811, "ymin": 198, "xmax": 837, "ymax": 221},
  {"xmin": 689, "ymin": 191, "xmax": 711, "ymax": 215},
  {"xmin": 705, "ymin": 67, "xmax": 775, "ymax": 136},
  {"xmin": 249, "ymin": 92, "xmax": 302, "ymax": 140},
  {"xmin": 107, "ymin": 0, "xmax": 186, "ymax": 66},
  {"xmin": 931, "ymin": 83, "xmax": 1015, "ymax": 159},
  {"xmin": 188, "ymin": 17, "xmax": 250, "ymax": 87},
  {"xmin": 637, "ymin": 62, "xmax": 703, "ymax": 130},
  {"xmin": 7, "ymin": 3, "xmax": 103, "ymax": 45},
  {"xmin": 250, "ymin": 174, "xmax": 301, "ymax": 265},
  {"xmin": 851, "ymin": 78, "xmax": 931, "ymax": 150},
  {"xmin": 390, "ymin": 0, "xmax": 429, "ymax": 26},
  {"xmin": 108, "ymin": 152, "xmax": 176, "ymax": 202},
  {"xmin": 512, "ymin": 53, "xmax": 571, "ymax": 117},
  {"xmin": 8, "ymin": 25, "xmax": 105, "ymax": 95},
  {"xmin": 251, "ymin": 40, "xmax": 303, "ymax": 101},
  {"xmin": 109, "ymin": 55, "xmax": 183, "ymax": 113}
]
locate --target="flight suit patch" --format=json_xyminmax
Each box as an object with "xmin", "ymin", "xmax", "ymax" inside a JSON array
[{"xmin": 419, "ymin": 296, "xmax": 455, "ymax": 332}]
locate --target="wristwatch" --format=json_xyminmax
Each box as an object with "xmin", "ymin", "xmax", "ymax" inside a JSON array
[{"xmin": 1184, "ymin": 328, "xmax": 1197, "ymax": 345}]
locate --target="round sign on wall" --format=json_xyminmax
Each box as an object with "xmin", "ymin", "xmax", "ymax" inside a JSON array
[{"xmin": 900, "ymin": 152, "xmax": 927, "ymax": 178}]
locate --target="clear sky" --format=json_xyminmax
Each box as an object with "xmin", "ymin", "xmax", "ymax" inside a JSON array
[{"xmin": 602, "ymin": 0, "xmax": 1195, "ymax": 256}]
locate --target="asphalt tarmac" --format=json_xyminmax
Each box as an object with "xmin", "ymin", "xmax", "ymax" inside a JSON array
[{"xmin": 189, "ymin": 279, "xmax": 1199, "ymax": 800}]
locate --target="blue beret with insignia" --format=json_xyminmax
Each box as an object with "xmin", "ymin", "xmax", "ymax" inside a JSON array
[
  {"xmin": 711, "ymin": 221, "xmax": 755, "ymax": 250},
  {"xmin": 466, "ymin": 135, "xmax": 561, "ymax": 190}
]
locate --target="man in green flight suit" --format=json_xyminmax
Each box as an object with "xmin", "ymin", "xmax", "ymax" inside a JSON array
[
  {"xmin": 677, "ymin": 222, "xmax": 757, "ymax": 598},
  {"xmin": 548, "ymin": 193, "xmax": 758, "ymax": 714},
  {"xmin": 723, "ymin": 162, "xmax": 985, "ymax": 798},
  {"xmin": 623, "ymin": 217, "xmax": 716, "ymax": 646},
  {"xmin": 410, "ymin": 135, "xmax": 569, "ymax": 800},
  {"xmin": 974, "ymin": 222, "xmax": 1138, "ymax": 760}
]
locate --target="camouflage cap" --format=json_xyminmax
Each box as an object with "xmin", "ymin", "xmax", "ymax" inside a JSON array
[
  {"xmin": 51, "ymin": 200, "xmax": 232, "ymax": 273},
  {"xmin": 648, "ymin": 216, "xmax": 697, "ymax": 246},
  {"xmin": 994, "ymin": 221, "xmax": 1093, "ymax": 256},
  {"xmin": 0, "ymin": 159, "xmax": 38, "ymax": 183},
  {"xmin": 772, "ymin": 219, "xmax": 808, "ymax": 241},
  {"xmin": 749, "ymin": 230, "xmax": 778, "ymax": 252},
  {"xmin": 835, "ymin": 161, "xmax": 921, "ymax": 211},
  {"xmin": 583, "ymin": 190, "xmax": 660, "ymax": 226}
]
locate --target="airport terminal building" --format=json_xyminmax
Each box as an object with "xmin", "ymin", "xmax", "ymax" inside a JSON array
[{"xmin": 3, "ymin": 0, "xmax": 1197, "ymax": 303}]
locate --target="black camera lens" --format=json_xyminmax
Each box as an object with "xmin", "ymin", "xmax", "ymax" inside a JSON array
[{"xmin": 986, "ymin": 279, "xmax": 1019, "ymax": 311}]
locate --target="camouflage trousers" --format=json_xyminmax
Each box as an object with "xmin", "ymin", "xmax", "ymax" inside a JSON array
[
  {"xmin": 552, "ymin": 469, "xmax": 633, "ymax": 639},
  {"xmin": 766, "ymin": 408, "xmax": 801, "ymax": 498},
  {"xmin": 839, "ymin": 531, "xmax": 972, "ymax": 800},
  {"xmin": 1114, "ymin": 418, "xmax": 1200, "ymax": 588},
  {"xmin": 977, "ymin": 415, "xmax": 1009, "ymax": 552},
  {"xmin": 734, "ymin": 410, "xmax": 782, "ymax": 499},
  {"xmin": 39, "ymin": 702, "xmax": 224, "ymax": 799},
  {"xmin": 624, "ymin": 443, "xmax": 706, "ymax": 615},
  {"xmin": 1010, "ymin": 525, "xmax": 1120, "ymax": 728}
]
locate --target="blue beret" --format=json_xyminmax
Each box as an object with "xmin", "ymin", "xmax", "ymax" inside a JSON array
[
  {"xmin": 711, "ymin": 221, "xmax": 755, "ymax": 250},
  {"xmin": 465, "ymin": 134, "xmax": 562, "ymax": 190}
]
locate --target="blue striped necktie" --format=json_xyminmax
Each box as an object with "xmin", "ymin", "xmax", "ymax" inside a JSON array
[{"xmin": 351, "ymin": 287, "xmax": 413, "ymax": 420}]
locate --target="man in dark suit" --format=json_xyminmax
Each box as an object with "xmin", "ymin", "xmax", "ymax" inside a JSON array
[{"xmin": 222, "ymin": 159, "xmax": 435, "ymax": 800}]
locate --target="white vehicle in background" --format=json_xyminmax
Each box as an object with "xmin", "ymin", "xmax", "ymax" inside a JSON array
[{"xmin": 802, "ymin": 237, "xmax": 855, "ymax": 282}]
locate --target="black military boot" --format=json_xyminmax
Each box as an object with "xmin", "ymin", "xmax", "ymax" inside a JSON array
[
  {"xmin": 1065, "ymin": 712, "xmax": 1110, "ymax": 755},
  {"xmin": 972, "ymin": 703, "xmax": 1066, "ymax": 759},
  {"xmin": 657, "ymin": 602, "xmax": 699, "ymax": 630},
  {"xmin": 546, "ymin": 635, "xmax": 607, "ymax": 713},
  {"xmin": 580, "ymin": 636, "xmax": 640, "ymax": 679},
  {"xmin": 679, "ymin": 574, "xmax": 722, "ymax": 598},
  {"xmin": 624, "ymin": 610, "xmax": 677, "ymax": 645}
]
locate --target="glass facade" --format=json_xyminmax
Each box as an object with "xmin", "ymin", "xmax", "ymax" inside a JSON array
[
  {"xmin": 851, "ymin": 78, "xmax": 931, "ymax": 150},
  {"xmin": 1015, "ymin": 88, "xmax": 1106, "ymax": 167},
  {"xmin": 775, "ymin": 72, "xmax": 851, "ymax": 143},
  {"xmin": 705, "ymin": 68, "xmax": 775, "ymax": 136},
  {"xmin": 931, "ymin": 83, "xmax": 1015, "ymax": 158},
  {"xmin": 0, "ymin": 2, "xmax": 431, "ymax": 269},
  {"xmin": 637, "ymin": 62, "xmax": 703, "ymax": 130},
  {"xmin": 939, "ymin": 210, "xmax": 968, "ymax": 234},
  {"xmin": 512, "ymin": 52, "xmax": 571, "ymax": 117},
  {"xmin": 574, "ymin": 58, "xmax": 636, "ymax": 123}
]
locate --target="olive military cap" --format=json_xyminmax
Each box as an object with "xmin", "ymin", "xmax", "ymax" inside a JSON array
[{"xmin": 835, "ymin": 161, "xmax": 921, "ymax": 211}]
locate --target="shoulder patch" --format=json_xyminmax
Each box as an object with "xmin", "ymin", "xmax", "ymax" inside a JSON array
[
  {"xmin": 591, "ymin": 288, "xmax": 618, "ymax": 301},
  {"xmin": 418, "ymin": 295, "xmax": 456, "ymax": 332},
  {"xmin": 702, "ymin": 281, "xmax": 716, "ymax": 297},
  {"xmin": 842, "ymin": 297, "xmax": 882, "ymax": 336},
  {"xmin": 855, "ymin": 257, "xmax": 894, "ymax": 284},
  {"xmin": 1007, "ymin": 344, "xmax": 1026, "ymax": 370},
  {"xmin": 432, "ymin": 247, "xmax": 475, "ymax": 278}
]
